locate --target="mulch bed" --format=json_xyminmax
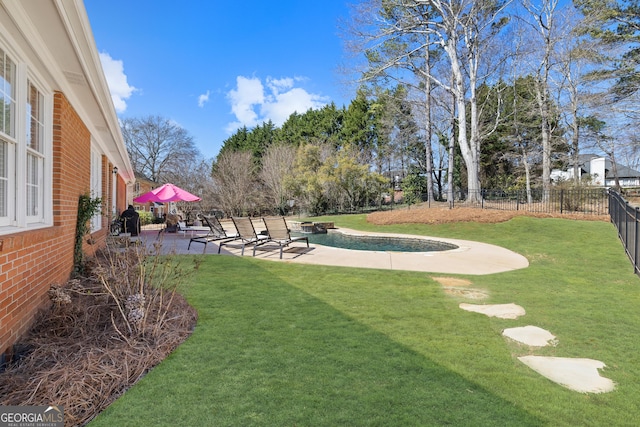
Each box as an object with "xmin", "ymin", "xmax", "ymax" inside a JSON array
[
  {"xmin": 368, "ymin": 205, "xmax": 610, "ymax": 225},
  {"xmin": 0, "ymin": 257, "xmax": 197, "ymax": 426}
]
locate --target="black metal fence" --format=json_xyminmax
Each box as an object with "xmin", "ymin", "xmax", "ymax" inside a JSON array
[
  {"xmin": 449, "ymin": 188, "xmax": 609, "ymax": 215},
  {"xmin": 609, "ymin": 190, "xmax": 640, "ymax": 276},
  {"xmin": 319, "ymin": 188, "xmax": 610, "ymax": 216}
]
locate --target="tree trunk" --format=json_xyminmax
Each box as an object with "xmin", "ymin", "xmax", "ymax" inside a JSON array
[
  {"xmin": 425, "ymin": 43, "xmax": 434, "ymax": 205},
  {"xmin": 445, "ymin": 38, "xmax": 481, "ymax": 203},
  {"xmin": 521, "ymin": 141, "xmax": 533, "ymax": 204},
  {"xmin": 447, "ymin": 127, "xmax": 456, "ymax": 208},
  {"xmin": 607, "ymin": 150, "xmax": 622, "ymax": 191},
  {"xmin": 570, "ymin": 89, "xmax": 581, "ymax": 185},
  {"xmin": 535, "ymin": 80, "xmax": 552, "ymax": 198},
  {"xmin": 529, "ymin": 0, "xmax": 558, "ymax": 199},
  {"xmin": 447, "ymin": 74, "xmax": 456, "ymax": 208},
  {"xmin": 469, "ymin": 64, "xmax": 482, "ymax": 203}
]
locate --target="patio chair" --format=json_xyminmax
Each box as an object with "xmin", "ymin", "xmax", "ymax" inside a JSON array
[
  {"xmin": 157, "ymin": 212, "xmax": 181, "ymax": 236},
  {"xmin": 262, "ymin": 216, "xmax": 309, "ymax": 259},
  {"xmin": 218, "ymin": 217, "xmax": 270, "ymax": 256},
  {"xmin": 187, "ymin": 215, "xmax": 238, "ymax": 252}
]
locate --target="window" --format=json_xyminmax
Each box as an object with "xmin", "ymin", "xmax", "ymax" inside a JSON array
[
  {"xmin": 0, "ymin": 47, "xmax": 16, "ymax": 226},
  {"xmin": 0, "ymin": 45, "xmax": 51, "ymax": 230},
  {"xmin": 26, "ymin": 81, "xmax": 44, "ymax": 220},
  {"xmin": 90, "ymin": 147, "xmax": 102, "ymax": 232}
]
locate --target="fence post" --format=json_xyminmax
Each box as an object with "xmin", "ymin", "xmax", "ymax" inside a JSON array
[
  {"xmin": 635, "ymin": 207, "xmax": 639, "ymax": 275},
  {"xmin": 625, "ymin": 200, "xmax": 629, "ymax": 250},
  {"xmin": 609, "ymin": 190, "xmax": 614, "ymax": 224},
  {"xmin": 615, "ymin": 191, "xmax": 620, "ymax": 227}
]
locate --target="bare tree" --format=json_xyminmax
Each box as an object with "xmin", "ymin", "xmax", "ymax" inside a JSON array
[
  {"xmin": 520, "ymin": 0, "xmax": 563, "ymax": 196},
  {"xmin": 167, "ymin": 158, "xmax": 217, "ymax": 221},
  {"xmin": 424, "ymin": 42, "xmax": 435, "ymax": 203},
  {"xmin": 507, "ymin": 21, "xmax": 538, "ymax": 201},
  {"xmin": 211, "ymin": 151, "xmax": 258, "ymax": 217},
  {"xmin": 121, "ymin": 115, "xmax": 200, "ymax": 183},
  {"xmin": 554, "ymin": 8, "xmax": 601, "ymax": 186},
  {"xmin": 414, "ymin": 1, "xmax": 510, "ymax": 202},
  {"xmin": 345, "ymin": 0, "xmax": 440, "ymax": 201},
  {"xmin": 346, "ymin": 0, "xmax": 511, "ymax": 202},
  {"xmin": 259, "ymin": 144, "xmax": 297, "ymax": 214}
]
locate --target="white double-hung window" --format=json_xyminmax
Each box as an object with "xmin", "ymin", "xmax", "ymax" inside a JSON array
[
  {"xmin": 0, "ymin": 47, "xmax": 16, "ymax": 227},
  {"xmin": 0, "ymin": 44, "xmax": 51, "ymax": 230},
  {"xmin": 26, "ymin": 80, "xmax": 45, "ymax": 221}
]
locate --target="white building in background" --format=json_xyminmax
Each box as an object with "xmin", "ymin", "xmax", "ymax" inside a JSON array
[{"xmin": 551, "ymin": 154, "xmax": 640, "ymax": 188}]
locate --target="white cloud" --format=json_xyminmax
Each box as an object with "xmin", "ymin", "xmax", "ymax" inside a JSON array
[
  {"xmin": 225, "ymin": 76, "xmax": 265, "ymax": 131},
  {"xmin": 99, "ymin": 52, "xmax": 135, "ymax": 113},
  {"xmin": 262, "ymin": 88, "xmax": 326, "ymax": 125},
  {"xmin": 266, "ymin": 77, "xmax": 294, "ymax": 95},
  {"xmin": 225, "ymin": 75, "xmax": 328, "ymax": 133},
  {"xmin": 198, "ymin": 90, "xmax": 210, "ymax": 107}
]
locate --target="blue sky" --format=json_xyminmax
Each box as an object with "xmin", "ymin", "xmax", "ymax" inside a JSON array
[{"xmin": 84, "ymin": 0, "xmax": 355, "ymax": 160}]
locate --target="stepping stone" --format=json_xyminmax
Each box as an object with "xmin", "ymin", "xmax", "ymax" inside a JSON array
[
  {"xmin": 518, "ymin": 356, "xmax": 615, "ymax": 393},
  {"xmin": 503, "ymin": 325, "xmax": 557, "ymax": 347},
  {"xmin": 459, "ymin": 303, "xmax": 526, "ymax": 319}
]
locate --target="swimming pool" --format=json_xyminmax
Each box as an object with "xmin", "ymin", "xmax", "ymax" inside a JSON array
[{"xmin": 296, "ymin": 231, "xmax": 458, "ymax": 253}]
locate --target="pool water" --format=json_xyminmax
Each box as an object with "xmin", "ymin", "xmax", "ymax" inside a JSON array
[{"xmin": 295, "ymin": 231, "xmax": 458, "ymax": 252}]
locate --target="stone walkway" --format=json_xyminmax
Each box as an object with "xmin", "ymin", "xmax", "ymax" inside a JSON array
[{"xmin": 450, "ymin": 281, "xmax": 615, "ymax": 394}]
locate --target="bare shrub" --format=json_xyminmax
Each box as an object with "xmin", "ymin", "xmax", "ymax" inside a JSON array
[
  {"xmin": 95, "ymin": 241, "xmax": 200, "ymax": 340},
  {"xmin": 0, "ymin": 241, "xmax": 199, "ymax": 426}
]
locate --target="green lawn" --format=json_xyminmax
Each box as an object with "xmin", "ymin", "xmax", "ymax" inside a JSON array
[{"xmin": 90, "ymin": 215, "xmax": 640, "ymax": 426}]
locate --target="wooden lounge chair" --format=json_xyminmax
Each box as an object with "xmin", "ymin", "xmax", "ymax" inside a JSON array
[
  {"xmin": 218, "ymin": 217, "xmax": 270, "ymax": 256},
  {"xmin": 187, "ymin": 215, "xmax": 238, "ymax": 252},
  {"xmin": 262, "ymin": 216, "xmax": 309, "ymax": 259}
]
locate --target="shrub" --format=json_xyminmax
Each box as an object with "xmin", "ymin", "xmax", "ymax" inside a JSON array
[
  {"xmin": 0, "ymin": 239, "xmax": 199, "ymax": 425},
  {"xmin": 96, "ymin": 238, "xmax": 200, "ymax": 339},
  {"xmin": 74, "ymin": 194, "xmax": 102, "ymax": 274},
  {"xmin": 138, "ymin": 210, "xmax": 154, "ymax": 226}
]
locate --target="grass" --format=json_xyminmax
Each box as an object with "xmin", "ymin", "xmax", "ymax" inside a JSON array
[{"xmin": 89, "ymin": 215, "xmax": 640, "ymax": 426}]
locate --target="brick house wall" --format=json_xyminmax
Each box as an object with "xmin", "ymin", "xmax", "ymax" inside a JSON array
[
  {"xmin": 0, "ymin": 92, "xmax": 111, "ymax": 359},
  {"xmin": 0, "ymin": 0, "xmax": 133, "ymax": 367},
  {"xmin": 116, "ymin": 177, "xmax": 128, "ymax": 217}
]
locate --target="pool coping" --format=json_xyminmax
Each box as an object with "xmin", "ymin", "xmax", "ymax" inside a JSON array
[
  {"xmin": 137, "ymin": 226, "xmax": 529, "ymax": 276},
  {"xmin": 301, "ymin": 228, "xmax": 460, "ymax": 253},
  {"xmin": 277, "ymin": 227, "xmax": 529, "ymax": 275}
]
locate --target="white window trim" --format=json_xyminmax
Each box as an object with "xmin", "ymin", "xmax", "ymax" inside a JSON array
[
  {"xmin": 0, "ymin": 43, "xmax": 52, "ymax": 234},
  {"xmin": 0, "ymin": 141, "xmax": 16, "ymax": 228},
  {"xmin": 90, "ymin": 145, "xmax": 102, "ymax": 233},
  {"xmin": 25, "ymin": 75, "xmax": 52, "ymax": 225}
]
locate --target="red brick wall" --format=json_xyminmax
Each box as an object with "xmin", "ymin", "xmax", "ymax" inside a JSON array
[
  {"xmin": 117, "ymin": 176, "xmax": 126, "ymax": 215},
  {"xmin": 0, "ymin": 91, "xmax": 99, "ymax": 356}
]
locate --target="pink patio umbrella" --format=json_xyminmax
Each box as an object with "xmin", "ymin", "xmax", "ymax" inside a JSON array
[{"xmin": 133, "ymin": 183, "xmax": 201, "ymax": 203}]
